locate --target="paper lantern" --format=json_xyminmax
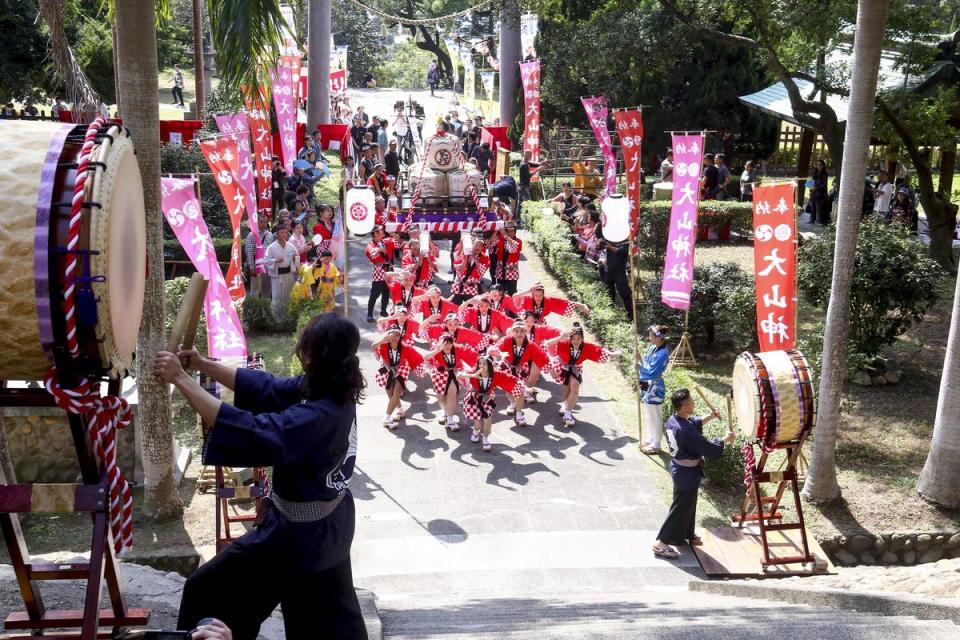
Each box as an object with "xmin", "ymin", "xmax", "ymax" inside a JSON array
[
  {"xmin": 601, "ymin": 193, "xmax": 630, "ymax": 243},
  {"xmin": 345, "ymin": 185, "xmax": 375, "ymax": 235}
]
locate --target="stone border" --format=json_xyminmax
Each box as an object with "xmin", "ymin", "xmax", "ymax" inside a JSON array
[
  {"xmin": 689, "ymin": 579, "xmax": 960, "ymax": 624},
  {"xmin": 819, "ymin": 531, "xmax": 960, "ymax": 566},
  {"xmin": 357, "ymin": 588, "xmax": 384, "ymax": 640}
]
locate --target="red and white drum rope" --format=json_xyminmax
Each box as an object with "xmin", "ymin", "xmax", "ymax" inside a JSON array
[
  {"xmin": 408, "ymin": 135, "xmax": 437, "ymax": 210},
  {"xmin": 385, "ymin": 221, "xmax": 503, "ymax": 233},
  {"xmin": 43, "ymin": 369, "xmax": 134, "ymax": 555},
  {"xmin": 64, "ymin": 116, "xmax": 107, "ymax": 358},
  {"xmin": 466, "ymin": 183, "xmax": 485, "ymax": 215}
]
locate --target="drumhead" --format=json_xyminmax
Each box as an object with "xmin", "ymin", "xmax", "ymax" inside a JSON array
[
  {"xmin": 757, "ymin": 350, "xmax": 802, "ymax": 443},
  {"xmin": 732, "ymin": 355, "xmax": 760, "ymax": 440},
  {"xmin": 89, "ymin": 126, "xmax": 146, "ymax": 377}
]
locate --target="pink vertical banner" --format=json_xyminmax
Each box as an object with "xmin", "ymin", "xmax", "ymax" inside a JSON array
[
  {"xmin": 580, "ymin": 95, "xmax": 618, "ymax": 196},
  {"xmin": 519, "ymin": 60, "xmax": 541, "ymax": 162},
  {"xmin": 661, "ymin": 133, "xmax": 705, "ymax": 310},
  {"xmin": 161, "ymin": 177, "xmax": 247, "ymax": 359},
  {"xmin": 270, "ymin": 54, "xmax": 301, "ymax": 173}
]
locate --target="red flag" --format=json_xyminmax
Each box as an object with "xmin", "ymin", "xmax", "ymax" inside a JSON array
[
  {"xmin": 519, "ymin": 61, "xmax": 541, "ymax": 162},
  {"xmin": 199, "ymin": 138, "xmax": 248, "ymax": 302},
  {"xmin": 752, "ymin": 183, "xmax": 797, "ymax": 351},
  {"xmin": 612, "ymin": 110, "xmax": 643, "ymax": 239}
]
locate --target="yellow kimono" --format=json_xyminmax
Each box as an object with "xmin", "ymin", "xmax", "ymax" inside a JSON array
[{"xmin": 300, "ymin": 262, "xmax": 340, "ymax": 311}]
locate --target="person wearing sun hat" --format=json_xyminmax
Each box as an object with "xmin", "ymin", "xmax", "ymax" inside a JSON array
[{"xmin": 372, "ymin": 323, "xmax": 425, "ymax": 429}]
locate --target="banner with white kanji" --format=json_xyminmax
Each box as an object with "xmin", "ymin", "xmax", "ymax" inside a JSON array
[
  {"xmin": 661, "ymin": 133, "xmax": 705, "ymax": 310},
  {"xmin": 752, "ymin": 183, "xmax": 797, "ymax": 350},
  {"xmin": 160, "ymin": 177, "xmax": 247, "ymax": 359},
  {"xmin": 199, "ymin": 138, "xmax": 248, "ymax": 303},
  {"xmin": 519, "ymin": 60, "xmax": 541, "ymax": 162}
]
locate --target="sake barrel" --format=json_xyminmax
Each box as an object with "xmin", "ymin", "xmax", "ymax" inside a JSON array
[
  {"xmin": 424, "ymin": 133, "xmax": 460, "ymax": 172},
  {"xmin": 447, "ymin": 167, "xmax": 484, "ymax": 204},
  {"xmin": 409, "ymin": 167, "xmax": 448, "ymax": 205}
]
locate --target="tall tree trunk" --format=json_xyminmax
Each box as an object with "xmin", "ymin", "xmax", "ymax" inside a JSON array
[
  {"xmin": 414, "ymin": 26, "xmax": 452, "ymax": 88},
  {"xmin": 917, "ymin": 268, "xmax": 960, "ymax": 509},
  {"xmin": 307, "ymin": 0, "xmax": 331, "ymax": 129},
  {"xmin": 918, "ymin": 270, "xmax": 960, "ymax": 506},
  {"xmin": 192, "ymin": 0, "xmax": 205, "ymax": 119},
  {"xmin": 802, "ymin": 0, "xmax": 890, "ymax": 503},
  {"xmin": 498, "ymin": 0, "xmax": 521, "ymax": 127},
  {"xmin": 39, "ymin": 0, "xmax": 101, "ymax": 119},
  {"xmin": 115, "ymin": 2, "xmax": 183, "ymax": 520}
]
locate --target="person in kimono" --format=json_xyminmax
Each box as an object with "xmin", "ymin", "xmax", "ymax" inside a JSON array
[
  {"xmin": 638, "ymin": 325, "xmax": 670, "ymax": 454},
  {"xmin": 486, "ymin": 283, "xmax": 520, "ymax": 318},
  {"xmin": 653, "ymin": 388, "xmax": 733, "ymax": 560},
  {"xmin": 459, "ymin": 294, "xmax": 512, "ymax": 350},
  {"xmin": 372, "ymin": 323, "xmax": 425, "ymax": 429},
  {"xmin": 545, "ymin": 323, "xmax": 618, "ymax": 427},
  {"xmin": 411, "ymin": 285, "xmax": 458, "ymax": 321},
  {"xmin": 423, "ymin": 333, "xmax": 478, "ymax": 431},
  {"xmin": 461, "ymin": 354, "xmax": 525, "ymax": 452},
  {"xmin": 152, "ymin": 313, "xmax": 368, "ymax": 640},
  {"xmin": 384, "ymin": 269, "xmax": 425, "ymax": 312},
  {"xmin": 376, "ymin": 305, "xmax": 420, "ymax": 347}
]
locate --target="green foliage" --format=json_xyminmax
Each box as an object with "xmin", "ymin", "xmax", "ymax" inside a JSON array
[
  {"xmin": 378, "ymin": 41, "xmax": 436, "ymax": 90},
  {"xmin": 633, "ymin": 200, "xmax": 755, "ymax": 268},
  {"xmin": 240, "ymin": 297, "xmax": 277, "ymax": 333},
  {"xmin": 797, "ymin": 219, "xmax": 943, "ymax": 359},
  {"xmin": 333, "ymin": 0, "xmax": 385, "ymax": 86},
  {"xmin": 159, "ymin": 143, "xmax": 231, "ymax": 238},
  {"xmin": 534, "ymin": 1, "xmax": 779, "ymax": 167},
  {"xmin": 164, "ymin": 238, "xmax": 233, "ymax": 267},
  {"xmin": 205, "ymin": 0, "xmax": 285, "ymax": 97},
  {"xmin": 73, "ymin": 19, "xmax": 116, "ymax": 104},
  {"xmin": 644, "ymin": 262, "xmax": 757, "ymax": 351},
  {"xmin": 0, "ymin": 0, "xmax": 53, "ymax": 101},
  {"xmin": 164, "ymin": 277, "xmax": 208, "ymax": 347}
]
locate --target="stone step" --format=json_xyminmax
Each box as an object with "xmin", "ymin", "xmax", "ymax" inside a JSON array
[{"xmin": 380, "ymin": 591, "xmax": 957, "ymax": 640}]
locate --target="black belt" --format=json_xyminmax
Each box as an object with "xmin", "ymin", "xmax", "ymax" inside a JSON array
[{"xmin": 277, "ymin": 266, "xmax": 291, "ymax": 274}]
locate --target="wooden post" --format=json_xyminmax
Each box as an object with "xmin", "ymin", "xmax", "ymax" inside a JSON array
[
  {"xmin": 630, "ymin": 244, "xmax": 643, "ymax": 443},
  {"xmin": 669, "ymin": 309, "xmax": 698, "ymax": 367},
  {"xmin": 341, "ymin": 195, "xmax": 350, "ymax": 318}
]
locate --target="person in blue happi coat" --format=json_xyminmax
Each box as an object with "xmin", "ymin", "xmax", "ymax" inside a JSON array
[
  {"xmin": 637, "ymin": 325, "xmax": 670, "ymax": 454},
  {"xmin": 153, "ymin": 313, "xmax": 368, "ymax": 640},
  {"xmin": 652, "ymin": 388, "xmax": 735, "ymax": 560}
]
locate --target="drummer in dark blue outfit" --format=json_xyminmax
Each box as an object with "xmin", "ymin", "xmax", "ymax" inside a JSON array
[
  {"xmin": 153, "ymin": 313, "xmax": 368, "ymax": 640},
  {"xmin": 652, "ymin": 388, "xmax": 735, "ymax": 560}
]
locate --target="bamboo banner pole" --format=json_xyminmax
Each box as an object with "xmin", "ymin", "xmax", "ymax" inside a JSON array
[{"xmin": 341, "ymin": 192, "xmax": 350, "ymax": 318}]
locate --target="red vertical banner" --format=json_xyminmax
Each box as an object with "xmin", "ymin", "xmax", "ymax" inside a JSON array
[
  {"xmin": 330, "ymin": 69, "xmax": 346, "ymax": 93},
  {"xmin": 519, "ymin": 60, "xmax": 541, "ymax": 162},
  {"xmin": 612, "ymin": 110, "xmax": 643, "ymax": 239},
  {"xmin": 199, "ymin": 138, "xmax": 248, "ymax": 302},
  {"xmin": 244, "ymin": 87, "xmax": 274, "ymax": 221},
  {"xmin": 752, "ymin": 183, "xmax": 797, "ymax": 351}
]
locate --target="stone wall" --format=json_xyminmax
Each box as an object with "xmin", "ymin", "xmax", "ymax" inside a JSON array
[
  {"xmin": 820, "ymin": 532, "xmax": 960, "ymax": 566},
  {"xmin": 1, "ymin": 405, "xmax": 138, "ymax": 484}
]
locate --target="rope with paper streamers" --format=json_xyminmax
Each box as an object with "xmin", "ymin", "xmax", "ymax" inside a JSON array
[
  {"xmin": 43, "ymin": 369, "xmax": 134, "ymax": 555},
  {"xmin": 342, "ymin": 0, "xmax": 492, "ymax": 27}
]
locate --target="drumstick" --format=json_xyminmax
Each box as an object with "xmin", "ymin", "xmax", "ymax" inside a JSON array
[
  {"xmin": 166, "ymin": 273, "xmax": 209, "ymax": 353},
  {"xmin": 694, "ymin": 385, "xmax": 732, "ymax": 433}
]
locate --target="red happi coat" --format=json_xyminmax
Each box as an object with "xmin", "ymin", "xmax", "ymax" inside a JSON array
[
  {"xmin": 547, "ymin": 340, "xmax": 610, "ymax": 384},
  {"xmin": 526, "ymin": 323, "xmax": 563, "ymax": 347},
  {"xmin": 462, "ymin": 370, "xmax": 525, "ymax": 421},
  {"xmin": 495, "ymin": 335, "xmax": 550, "ymax": 376},
  {"xmin": 488, "ymin": 294, "xmax": 519, "ymax": 317},
  {"xmin": 388, "ymin": 282, "xmax": 425, "ymax": 308},
  {"xmin": 402, "ymin": 248, "xmax": 435, "ymax": 287},
  {"xmin": 422, "ymin": 324, "xmax": 484, "ymax": 350},
  {"xmin": 374, "ymin": 342, "xmax": 424, "ymax": 388},
  {"xmin": 428, "ymin": 347, "xmax": 478, "ymax": 396},
  {"xmin": 415, "ymin": 297, "xmax": 458, "ymax": 321},
  {"xmin": 365, "ymin": 238, "xmax": 399, "ymax": 282},
  {"xmin": 451, "ymin": 251, "xmax": 490, "ymax": 296},
  {"xmin": 514, "ymin": 294, "xmax": 576, "ymax": 324},
  {"xmin": 459, "ymin": 306, "xmax": 512, "ymax": 337},
  {"xmin": 495, "ymin": 234, "xmax": 523, "ymax": 281},
  {"xmin": 376, "ymin": 317, "xmax": 420, "ymax": 346}
]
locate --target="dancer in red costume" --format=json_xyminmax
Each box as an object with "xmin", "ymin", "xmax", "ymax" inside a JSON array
[
  {"xmin": 372, "ymin": 324, "xmax": 424, "ymax": 429},
  {"xmin": 420, "ymin": 312, "xmax": 484, "ymax": 350},
  {"xmin": 451, "ymin": 233, "xmax": 490, "ymax": 304},
  {"xmin": 423, "ymin": 334, "xmax": 478, "ymax": 431},
  {"xmin": 486, "ymin": 283, "xmax": 519, "ymax": 318},
  {"xmin": 545, "ymin": 324, "xmax": 619, "ymax": 427},
  {"xmin": 401, "ymin": 237, "xmax": 437, "ymax": 289},
  {"xmin": 495, "ymin": 320, "xmax": 550, "ymax": 426},
  {"xmin": 376, "ymin": 305, "xmax": 420, "ymax": 346},
  {"xmin": 494, "ymin": 221, "xmax": 523, "ymax": 295},
  {"xmin": 384, "ymin": 269, "xmax": 424, "ymax": 311},
  {"xmin": 513, "ymin": 283, "xmax": 588, "ymax": 324},
  {"xmin": 459, "ymin": 294, "xmax": 512, "ymax": 349},
  {"xmin": 461, "ymin": 354, "xmax": 525, "ymax": 451},
  {"xmin": 411, "ymin": 285, "xmax": 458, "ymax": 321}
]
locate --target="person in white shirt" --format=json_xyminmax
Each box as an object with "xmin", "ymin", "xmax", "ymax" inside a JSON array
[
  {"xmin": 265, "ymin": 227, "xmax": 301, "ymax": 319},
  {"xmin": 660, "ymin": 150, "xmax": 674, "ymax": 182},
  {"xmin": 873, "ymin": 171, "xmax": 894, "ymax": 217}
]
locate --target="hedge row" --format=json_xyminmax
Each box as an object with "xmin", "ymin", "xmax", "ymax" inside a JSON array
[{"xmin": 634, "ymin": 199, "xmax": 754, "ymax": 268}]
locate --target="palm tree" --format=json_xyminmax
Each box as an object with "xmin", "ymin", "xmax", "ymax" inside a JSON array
[
  {"xmin": 114, "ymin": 1, "xmax": 182, "ymax": 519},
  {"xmin": 801, "ymin": 0, "xmax": 890, "ymax": 503},
  {"xmin": 917, "ymin": 271, "xmax": 960, "ymax": 507}
]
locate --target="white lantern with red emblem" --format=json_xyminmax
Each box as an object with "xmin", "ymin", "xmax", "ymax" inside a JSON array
[
  {"xmin": 600, "ymin": 193, "xmax": 630, "ymax": 243},
  {"xmin": 345, "ymin": 185, "xmax": 376, "ymax": 235}
]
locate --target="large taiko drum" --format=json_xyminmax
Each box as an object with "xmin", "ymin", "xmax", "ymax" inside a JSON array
[
  {"xmin": 0, "ymin": 120, "xmax": 146, "ymax": 381},
  {"xmin": 732, "ymin": 349, "xmax": 816, "ymax": 447}
]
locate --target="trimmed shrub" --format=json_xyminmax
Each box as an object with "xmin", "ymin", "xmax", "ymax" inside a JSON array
[
  {"xmin": 633, "ymin": 199, "xmax": 755, "ymax": 268},
  {"xmin": 797, "ymin": 219, "xmax": 942, "ymax": 360},
  {"xmin": 642, "ymin": 262, "xmax": 757, "ymax": 352}
]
